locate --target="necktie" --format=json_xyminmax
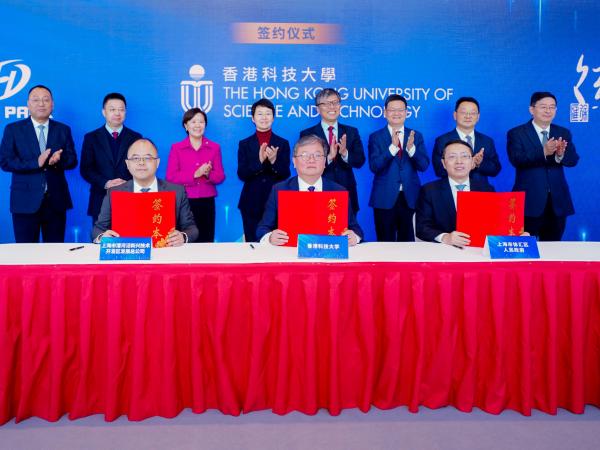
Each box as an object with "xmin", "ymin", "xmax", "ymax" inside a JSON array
[
  {"xmin": 307, "ymin": 186, "xmax": 316, "ymax": 192},
  {"xmin": 112, "ymin": 131, "xmax": 119, "ymax": 140},
  {"xmin": 541, "ymin": 130, "xmax": 549, "ymax": 146},
  {"xmin": 38, "ymin": 125, "xmax": 46, "ymax": 154},
  {"xmin": 396, "ymin": 130, "xmax": 403, "ymax": 159},
  {"xmin": 140, "ymin": 188, "xmax": 151, "ymax": 193},
  {"xmin": 328, "ymin": 126, "xmax": 336, "ymax": 147},
  {"xmin": 456, "ymin": 184, "xmax": 466, "ymax": 191},
  {"xmin": 465, "ymin": 135, "xmax": 473, "ymax": 148}
]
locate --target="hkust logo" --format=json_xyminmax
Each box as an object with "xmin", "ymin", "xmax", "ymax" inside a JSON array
[
  {"xmin": 0, "ymin": 59, "xmax": 31, "ymax": 100},
  {"xmin": 180, "ymin": 64, "xmax": 213, "ymax": 113}
]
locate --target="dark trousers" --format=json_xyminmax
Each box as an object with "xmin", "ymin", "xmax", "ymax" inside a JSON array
[
  {"xmin": 373, "ymin": 192, "xmax": 415, "ymax": 242},
  {"xmin": 12, "ymin": 196, "xmax": 66, "ymax": 243},
  {"xmin": 189, "ymin": 197, "xmax": 215, "ymax": 243},
  {"xmin": 525, "ymin": 195, "xmax": 566, "ymax": 241},
  {"xmin": 240, "ymin": 209, "xmax": 262, "ymax": 242}
]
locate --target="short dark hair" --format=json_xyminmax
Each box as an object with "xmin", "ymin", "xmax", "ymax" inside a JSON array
[
  {"xmin": 315, "ymin": 88, "xmax": 341, "ymax": 106},
  {"xmin": 251, "ymin": 98, "xmax": 275, "ymax": 116},
  {"xmin": 384, "ymin": 94, "xmax": 407, "ymax": 109},
  {"xmin": 454, "ymin": 96, "xmax": 479, "ymax": 112},
  {"xmin": 293, "ymin": 134, "xmax": 327, "ymax": 156},
  {"xmin": 103, "ymin": 92, "xmax": 127, "ymax": 107},
  {"xmin": 442, "ymin": 139, "xmax": 473, "ymax": 158},
  {"xmin": 530, "ymin": 91, "xmax": 557, "ymax": 107},
  {"xmin": 182, "ymin": 107, "xmax": 208, "ymax": 132},
  {"xmin": 28, "ymin": 85, "xmax": 52, "ymax": 97}
]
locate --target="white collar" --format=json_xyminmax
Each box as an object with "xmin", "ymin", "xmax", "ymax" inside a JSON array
[
  {"xmin": 133, "ymin": 178, "xmax": 159, "ymax": 193},
  {"xmin": 298, "ymin": 176, "xmax": 323, "ymax": 192}
]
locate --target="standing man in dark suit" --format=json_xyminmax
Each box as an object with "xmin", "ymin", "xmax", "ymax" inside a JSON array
[
  {"xmin": 80, "ymin": 92, "xmax": 142, "ymax": 225},
  {"xmin": 368, "ymin": 94, "xmax": 429, "ymax": 241},
  {"xmin": 299, "ymin": 88, "xmax": 365, "ymax": 214},
  {"xmin": 416, "ymin": 140, "xmax": 494, "ymax": 246},
  {"xmin": 0, "ymin": 85, "xmax": 78, "ymax": 243},
  {"xmin": 432, "ymin": 96, "xmax": 501, "ymax": 183},
  {"xmin": 256, "ymin": 134, "xmax": 363, "ymax": 246},
  {"xmin": 507, "ymin": 91, "xmax": 579, "ymax": 241},
  {"xmin": 93, "ymin": 138, "xmax": 198, "ymax": 245},
  {"xmin": 237, "ymin": 98, "xmax": 290, "ymax": 242}
]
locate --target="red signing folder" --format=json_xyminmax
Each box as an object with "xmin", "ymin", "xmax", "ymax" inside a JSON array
[
  {"xmin": 111, "ymin": 191, "xmax": 176, "ymax": 248},
  {"xmin": 456, "ymin": 191, "xmax": 525, "ymax": 247},
  {"xmin": 278, "ymin": 191, "xmax": 348, "ymax": 246}
]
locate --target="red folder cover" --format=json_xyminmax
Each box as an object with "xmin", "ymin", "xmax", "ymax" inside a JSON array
[
  {"xmin": 278, "ymin": 191, "xmax": 348, "ymax": 246},
  {"xmin": 456, "ymin": 191, "xmax": 525, "ymax": 247},
  {"xmin": 111, "ymin": 191, "xmax": 176, "ymax": 248}
]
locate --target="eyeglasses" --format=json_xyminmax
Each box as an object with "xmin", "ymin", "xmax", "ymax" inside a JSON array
[
  {"xmin": 317, "ymin": 100, "xmax": 341, "ymax": 108},
  {"xmin": 444, "ymin": 153, "xmax": 473, "ymax": 162},
  {"xmin": 386, "ymin": 108, "xmax": 406, "ymax": 114},
  {"xmin": 127, "ymin": 155, "xmax": 158, "ymax": 164},
  {"xmin": 295, "ymin": 152, "xmax": 324, "ymax": 161},
  {"xmin": 535, "ymin": 105, "xmax": 557, "ymax": 112}
]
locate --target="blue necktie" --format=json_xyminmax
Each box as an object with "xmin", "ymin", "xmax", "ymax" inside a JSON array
[
  {"xmin": 308, "ymin": 186, "xmax": 316, "ymax": 192},
  {"xmin": 38, "ymin": 125, "xmax": 46, "ymax": 153},
  {"xmin": 140, "ymin": 188, "xmax": 151, "ymax": 193},
  {"xmin": 456, "ymin": 184, "xmax": 466, "ymax": 191},
  {"xmin": 541, "ymin": 130, "xmax": 549, "ymax": 146}
]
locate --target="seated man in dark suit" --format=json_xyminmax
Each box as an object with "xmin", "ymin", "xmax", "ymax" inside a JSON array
[
  {"xmin": 368, "ymin": 94, "xmax": 429, "ymax": 241},
  {"xmin": 256, "ymin": 134, "xmax": 363, "ymax": 246},
  {"xmin": 80, "ymin": 92, "xmax": 143, "ymax": 225},
  {"xmin": 431, "ymin": 96, "xmax": 501, "ymax": 183},
  {"xmin": 0, "ymin": 84, "xmax": 78, "ymax": 243},
  {"xmin": 299, "ymin": 88, "xmax": 365, "ymax": 215},
  {"xmin": 93, "ymin": 138, "xmax": 199, "ymax": 246},
  {"xmin": 416, "ymin": 140, "xmax": 494, "ymax": 247},
  {"xmin": 237, "ymin": 98, "xmax": 291, "ymax": 242},
  {"xmin": 507, "ymin": 91, "xmax": 579, "ymax": 241}
]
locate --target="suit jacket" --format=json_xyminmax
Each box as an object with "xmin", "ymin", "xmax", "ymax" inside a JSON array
[
  {"xmin": 92, "ymin": 178, "xmax": 199, "ymax": 242},
  {"xmin": 507, "ymin": 120, "xmax": 579, "ymax": 217},
  {"xmin": 255, "ymin": 176, "xmax": 364, "ymax": 241},
  {"xmin": 80, "ymin": 125, "xmax": 142, "ymax": 217},
  {"xmin": 237, "ymin": 132, "xmax": 291, "ymax": 215},
  {"xmin": 432, "ymin": 129, "xmax": 501, "ymax": 182},
  {"xmin": 368, "ymin": 126, "xmax": 429, "ymax": 210},
  {"xmin": 0, "ymin": 118, "xmax": 78, "ymax": 214},
  {"xmin": 415, "ymin": 177, "xmax": 495, "ymax": 242},
  {"xmin": 299, "ymin": 123, "xmax": 365, "ymax": 212}
]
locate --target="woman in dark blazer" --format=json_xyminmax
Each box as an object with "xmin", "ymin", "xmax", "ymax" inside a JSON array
[{"xmin": 237, "ymin": 98, "xmax": 290, "ymax": 242}]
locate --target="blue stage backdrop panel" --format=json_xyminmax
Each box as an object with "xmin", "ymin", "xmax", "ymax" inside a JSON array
[{"xmin": 1, "ymin": 0, "xmax": 599, "ymax": 243}]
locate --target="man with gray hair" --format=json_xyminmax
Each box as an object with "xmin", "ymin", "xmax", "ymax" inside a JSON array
[
  {"xmin": 300, "ymin": 88, "xmax": 365, "ymax": 214},
  {"xmin": 256, "ymin": 134, "xmax": 363, "ymax": 246}
]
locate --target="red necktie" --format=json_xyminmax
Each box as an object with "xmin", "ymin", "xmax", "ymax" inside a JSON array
[
  {"xmin": 112, "ymin": 131, "xmax": 119, "ymax": 140},
  {"xmin": 397, "ymin": 131, "xmax": 403, "ymax": 159},
  {"xmin": 328, "ymin": 126, "xmax": 336, "ymax": 147}
]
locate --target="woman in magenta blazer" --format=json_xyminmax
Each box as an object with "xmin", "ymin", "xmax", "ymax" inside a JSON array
[{"xmin": 166, "ymin": 108, "xmax": 225, "ymax": 242}]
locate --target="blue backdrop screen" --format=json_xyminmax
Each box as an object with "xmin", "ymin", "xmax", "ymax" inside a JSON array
[{"xmin": 1, "ymin": 0, "xmax": 599, "ymax": 242}]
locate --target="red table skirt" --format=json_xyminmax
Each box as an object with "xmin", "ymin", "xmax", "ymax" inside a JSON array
[{"xmin": 1, "ymin": 262, "xmax": 599, "ymax": 424}]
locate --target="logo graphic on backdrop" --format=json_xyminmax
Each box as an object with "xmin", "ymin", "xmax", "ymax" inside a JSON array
[
  {"xmin": 180, "ymin": 64, "xmax": 214, "ymax": 113},
  {"xmin": 571, "ymin": 54, "xmax": 599, "ymax": 123},
  {"xmin": 0, "ymin": 59, "xmax": 31, "ymax": 100}
]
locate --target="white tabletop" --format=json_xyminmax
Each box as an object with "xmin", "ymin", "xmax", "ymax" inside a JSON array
[{"xmin": 0, "ymin": 241, "xmax": 598, "ymax": 265}]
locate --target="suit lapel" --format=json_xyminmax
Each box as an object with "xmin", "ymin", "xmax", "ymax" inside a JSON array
[
  {"xmin": 24, "ymin": 119, "xmax": 40, "ymax": 157},
  {"xmin": 312, "ymin": 124, "xmax": 328, "ymax": 142},
  {"xmin": 98, "ymin": 127, "xmax": 116, "ymax": 165},
  {"xmin": 115, "ymin": 127, "xmax": 131, "ymax": 165},
  {"xmin": 525, "ymin": 121, "xmax": 543, "ymax": 152}
]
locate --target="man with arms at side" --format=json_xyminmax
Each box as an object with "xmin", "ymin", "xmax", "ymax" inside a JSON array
[
  {"xmin": 432, "ymin": 96, "xmax": 501, "ymax": 183},
  {"xmin": 80, "ymin": 93, "xmax": 142, "ymax": 225},
  {"xmin": 299, "ymin": 88, "xmax": 365, "ymax": 215},
  {"xmin": 237, "ymin": 98, "xmax": 290, "ymax": 242},
  {"xmin": 0, "ymin": 85, "xmax": 78, "ymax": 243},
  {"xmin": 507, "ymin": 91, "xmax": 579, "ymax": 241},
  {"xmin": 256, "ymin": 135, "xmax": 363, "ymax": 246},
  {"xmin": 368, "ymin": 94, "xmax": 429, "ymax": 241},
  {"xmin": 416, "ymin": 140, "xmax": 494, "ymax": 247},
  {"xmin": 93, "ymin": 138, "xmax": 198, "ymax": 246}
]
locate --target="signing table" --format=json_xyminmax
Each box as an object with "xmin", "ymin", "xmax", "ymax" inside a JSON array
[{"xmin": 1, "ymin": 242, "xmax": 599, "ymax": 424}]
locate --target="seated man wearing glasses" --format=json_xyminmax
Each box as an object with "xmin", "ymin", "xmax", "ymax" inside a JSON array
[
  {"xmin": 256, "ymin": 134, "xmax": 363, "ymax": 246},
  {"xmin": 299, "ymin": 88, "xmax": 365, "ymax": 215},
  {"xmin": 415, "ymin": 139, "xmax": 494, "ymax": 247},
  {"xmin": 92, "ymin": 138, "xmax": 199, "ymax": 246}
]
